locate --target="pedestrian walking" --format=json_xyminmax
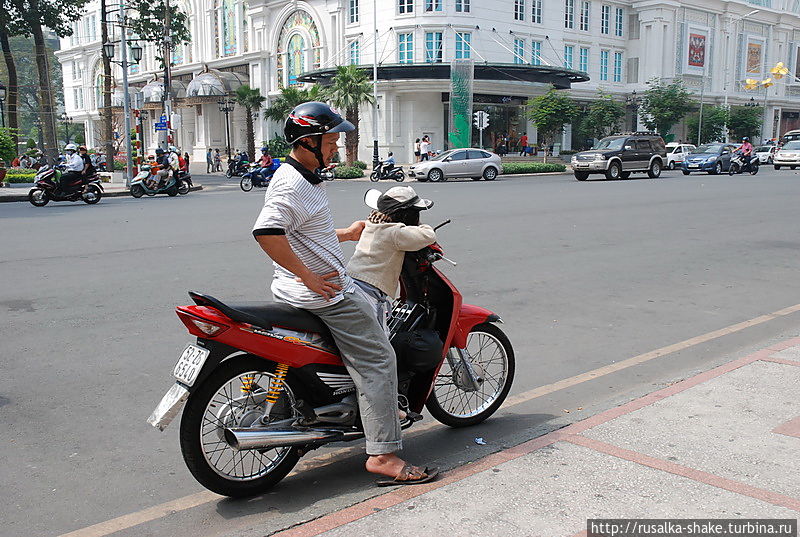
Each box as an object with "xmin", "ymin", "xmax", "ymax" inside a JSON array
[
  {"xmin": 413, "ymin": 138, "xmax": 421, "ymax": 162},
  {"xmin": 206, "ymin": 148, "xmax": 213, "ymax": 173},
  {"xmin": 419, "ymin": 136, "xmax": 430, "ymax": 161},
  {"xmin": 518, "ymin": 133, "xmax": 529, "ymax": 157}
]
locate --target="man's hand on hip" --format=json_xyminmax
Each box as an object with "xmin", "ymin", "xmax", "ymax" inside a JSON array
[{"xmin": 296, "ymin": 271, "xmax": 342, "ymax": 300}]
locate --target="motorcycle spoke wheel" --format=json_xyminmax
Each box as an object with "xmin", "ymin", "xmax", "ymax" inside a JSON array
[
  {"xmin": 240, "ymin": 177, "xmax": 253, "ymax": 191},
  {"xmin": 180, "ymin": 357, "xmax": 302, "ymax": 497},
  {"xmin": 426, "ymin": 323, "xmax": 515, "ymax": 428},
  {"xmin": 29, "ymin": 188, "xmax": 49, "ymax": 207}
]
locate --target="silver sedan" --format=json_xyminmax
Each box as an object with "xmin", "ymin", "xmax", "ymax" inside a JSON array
[{"xmin": 408, "ymin": 148, "xmax": 503, "ymax": 182}]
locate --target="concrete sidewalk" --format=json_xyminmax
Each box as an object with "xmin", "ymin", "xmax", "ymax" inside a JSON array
[
  {"xmin": 0, "ymin": 182, "xmax": 203, "ymax": 202},
  {"xmin": 274, "ymin": 339, "xmax": 800, "ymax": 537}
]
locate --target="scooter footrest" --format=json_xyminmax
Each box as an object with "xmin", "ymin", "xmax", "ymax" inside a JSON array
[{"xmin": 406, "ymin": 411, "xmax": 423, "ymax": 422}]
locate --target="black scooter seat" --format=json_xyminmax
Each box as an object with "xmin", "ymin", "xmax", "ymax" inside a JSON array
[{"xmin": 188, "ymin": 291, "xmax": 332, "ymax": 339}]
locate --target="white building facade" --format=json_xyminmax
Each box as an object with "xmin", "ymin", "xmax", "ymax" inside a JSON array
[{"xmin": 57, "ymin": 0, "xmax": 800, "ymax": 162}]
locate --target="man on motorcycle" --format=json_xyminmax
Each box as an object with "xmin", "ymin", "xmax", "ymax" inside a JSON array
[
  {"xmin": 251, "ymin": 102, "xmax": 437, "ymax": 486},
  {"xmin": 60, "ymin": 143, "xmax": 84, "ymax": 193},
  {"xmin": 737, "ymin": 136, "xmax": 754, "ymax": 168},
  {"xmin": 258, "ymin": 147, "xmax": 272, "ymax": 168}
]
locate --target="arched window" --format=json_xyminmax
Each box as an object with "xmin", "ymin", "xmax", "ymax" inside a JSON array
[
  {"xmin": 92, "ymin": 62, "xmax": 103, "ymax": 111},
  {"xmin": 276, "ymin": 10, "xmax": 321, "ymax": 88}
]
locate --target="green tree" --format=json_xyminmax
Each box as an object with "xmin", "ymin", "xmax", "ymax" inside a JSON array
[
  {"xmin": 728, "ymin": 106, "xmax": 763, "ymax": 142},
  {"xmin": 263, "ymin": 85, "xmax": 327, "ymax": 123},
  {"xmin": 685, "ymin": 105, "xmax": 730, "ymax": 145},
  {"xmin": 234, "ymin": 84, "xmax": 266, "ymax": 161},
  {"xmin": 581, "ymin": 93, "xmax": 625, "ymax": 140},
  {"xmin": 7, "ymin": 0, "xmax": 88, "ymax": 164},
  {"xmin": 127, "ymin": 0, "xmax": 191, "ymax": 68},
  {"xmin": 325, "ymin": 65, "xmax": 375, "ymax": 165},
  {"xmin": 638, "ymin": 78, "xmax": 694, "ymax": 137},
  {"xmin": 0, "ymin": 0, "xmax": 26, "ymax": 149},
  {"xmin": 525, "ymin": 85, "xmax": 578, "ymax": 163},
  {"xmin": 0, "ymin": 127, "xmax": 16, "ymax": 163}
]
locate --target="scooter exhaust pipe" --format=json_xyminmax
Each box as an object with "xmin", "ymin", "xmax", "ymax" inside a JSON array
[{"xmin": 224, "ymin": 426, "xmax": 345, "ymax": 451}]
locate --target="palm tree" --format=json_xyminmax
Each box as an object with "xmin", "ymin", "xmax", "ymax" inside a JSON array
[
  {"xmin": 263, "ymin": 85, "xmax": 327, "ymax": 123},
  {"xmin": 234, "ymin": 85, "xmax": 266, "ymax": 161},
  {"xmin": 325, "ymin": 65, "xmax": 374, "ymax": 165}
]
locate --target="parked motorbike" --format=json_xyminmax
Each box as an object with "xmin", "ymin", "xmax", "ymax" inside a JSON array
[
  {"xmin": 148, "ymin": 220, "xmax": 515, "ymax": 497},
  {"xmin": 728, "ymin": 151, "xmax": 760, "ymax": 176},
  {"xmin": 28, "ymin": 165, "xmax": 104, "ymax": 207},
  {"xmin": 130, "ymin": 163, "xmax": 191, "ymax": 198},
  {"xmin": 225, "ymin": 154, "xmax": 251, "ymax": 178},
  {"xmin": 370, "ymin": 160, "xmax": 406, "ymax": 182},
  {"xmin": 240, "ymin": 159, "xmax": 281, "ymax": 192}
]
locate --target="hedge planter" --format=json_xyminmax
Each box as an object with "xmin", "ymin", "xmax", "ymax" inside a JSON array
[{"xmin": 501, "ymin": 162, "xmax": 567, "ymax": 174}]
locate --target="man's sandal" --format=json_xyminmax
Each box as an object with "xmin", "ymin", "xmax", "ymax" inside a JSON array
[{"xmin": 375, "ymin": 464, "xmax": 439, "ymax": 487}]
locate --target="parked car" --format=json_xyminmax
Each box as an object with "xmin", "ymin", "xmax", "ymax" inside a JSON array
[
  {"xmin": 409, "ymin": 148, "xmax": 502, "ymax": 182},
  {"xmin": 570, "ymin": 132, "xmax": 667, "ymax": 181},
  {"xmin": 681, "ymin": 143, "xmax": 737, "ymax": 175},
  {"xmin": 754, "ymin": 145, "xmax": 778, "ymax": 164},
  {"xmin": 781, "ymin": 129, "xmax": 800, "ymax": 145},
  {"xmin": 665, "ymin": 143, "xmax": 696, "ymax": 170},
  {"xmin": 773, "ymin": 140, "xmax": 800, "ymax": 169}
]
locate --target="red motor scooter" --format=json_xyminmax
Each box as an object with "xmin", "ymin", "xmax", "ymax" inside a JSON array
[{"xmin": 148, "ymin": 221, "xmax": 515, "ymax": 497}]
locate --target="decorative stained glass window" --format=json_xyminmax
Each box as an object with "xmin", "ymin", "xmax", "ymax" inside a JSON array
[
  {"xmin": 276, "ymin": 11, "xmax": 322, "ymax": 87},
  {"xmin": 242, "ymin": 1, "xmax": 249, "ymax": 53},
  {"xmin": 222, "ymin": 0, "xmax": 237, "ymax": 56},
  {"xmin": 287, "ymin": 34, "xmax": 305, "ymax": 86}
]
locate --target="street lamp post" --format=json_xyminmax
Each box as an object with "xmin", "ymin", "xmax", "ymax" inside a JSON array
[
  {"xmin": 104, "ymin": 19, "xmax": 143, "ymax": 188},
  {"xmin": 371, "ymin": 0, "xmax": 379, "ymax": 170},
  {"xmin": 0, "ymin": 82, "xmax": 6, "ymax": 128},
  {"xmin": 218, "ymin": 99, "xmax": 235, "ymax": 160},
  {"xmin": 60, "ymin": 112, "xmax": 73, "ymax": 144}
]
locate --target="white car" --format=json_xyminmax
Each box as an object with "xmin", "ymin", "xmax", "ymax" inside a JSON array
[
  {"xmin": 774, "ymin": 141, "xmax": 800, "ymax": 169},
  {"xmin": 754, "ymin": 145, "xmax": 778, "ymax": 164},
  {"xmin": 665, "ymin": 143, "xmax": 696, "ymax": 170},
  {"xmin": 408, "ymin": 148, "xmax": 503, "ymax": 182}
]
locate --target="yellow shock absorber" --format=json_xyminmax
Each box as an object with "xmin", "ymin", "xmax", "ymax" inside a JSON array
[
  {"xmin": 264, "ymin": 363, "xmax": 290, "ymax": 404},
  {"xmin": 241, "ymin": 375, "xmax": 256, "ymax": 394}
]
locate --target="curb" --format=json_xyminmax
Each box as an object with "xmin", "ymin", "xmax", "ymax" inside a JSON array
[{"xmin": 0, "ymin": 184, "xmax": 203, "ymax": 203}]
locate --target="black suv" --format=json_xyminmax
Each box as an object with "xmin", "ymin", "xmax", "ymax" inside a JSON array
[{"xmin": 570, "ymin": 132, "xmax": 667, "ymax": 181}]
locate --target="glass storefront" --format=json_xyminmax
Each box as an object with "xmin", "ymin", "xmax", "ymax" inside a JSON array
[{"xmin": 443, "ymin": 94, "xmax": 527, "ymax": 153}]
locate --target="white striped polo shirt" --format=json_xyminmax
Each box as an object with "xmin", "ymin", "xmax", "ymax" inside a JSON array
[{"xmin": 252, "ymin": 158, "xmax": 353, "ymax": 309}]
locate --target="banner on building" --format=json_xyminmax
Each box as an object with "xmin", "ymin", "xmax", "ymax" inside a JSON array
[
  {"xmin": 685, "ymin": 26, "xmax": 709, "ymax": 74},
  {"xmin": 794, "ymin": 44, "xmax": 800, "ymax": 83},
  {"xmin": 745, "ymin": 37, "xmax": 765, "ymax": 76},
  {"xmin": 449, "ymin": 59, "xmax": 474, "ymax": 149}
]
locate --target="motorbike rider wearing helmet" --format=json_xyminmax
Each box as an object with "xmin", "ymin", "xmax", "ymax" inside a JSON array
[
  {"xmin": 258, "ymin": 147, "xmax": 272, "ymax": 168},
  {"xmin": 251, "ymin": 102, "xmax": 437, "ymax": 486},
  {"xmin": 60, "ymin": 143, "xmax": 85, "ymax": 193},
  {"xmin": 79, "ymin": 146, "xmax": 96, "ymax": 177},
  {"xmin": 737, "ymin": 136, "xmax": 754, "ymax": 167}
]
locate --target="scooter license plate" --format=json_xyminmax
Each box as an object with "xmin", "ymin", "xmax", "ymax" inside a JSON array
[{"xmin": 173, "ymin": 344, "xmax": 210, "ymax": 387}]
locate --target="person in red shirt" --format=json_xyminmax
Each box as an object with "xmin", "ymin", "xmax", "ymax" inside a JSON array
[
  {"xmin": 518, "ymin": 133, "xmax": 529, "ymax": 156},
  {"xmin": 258, "ymin": 147, "xmax": 272, "ymax": 168}
]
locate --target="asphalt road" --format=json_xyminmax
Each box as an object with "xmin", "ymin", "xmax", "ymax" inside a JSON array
[{"xmin": 2, "ymin": 168, "xmax": 800, "ymax": 537}]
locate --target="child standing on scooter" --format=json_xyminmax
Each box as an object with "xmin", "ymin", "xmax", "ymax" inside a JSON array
[{"xmin": 347, "ymin": 186, "xmax": 437, "ymax": 332}]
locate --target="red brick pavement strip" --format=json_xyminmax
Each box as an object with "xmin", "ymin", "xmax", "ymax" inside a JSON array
[
  {"xmin": 762, "ymin": 357, "xmax": 800, "ymax": 367},
  {"xmin": 773, "ymin": 417, "xmax": 800, "ymax": 439},
  {"xmin": 271, "ymin": 337, "xmax": 800, "ymax": 537}
]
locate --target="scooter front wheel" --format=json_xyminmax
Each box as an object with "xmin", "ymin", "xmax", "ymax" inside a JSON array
[
  {"xmin": 370, "ymin": 171, "xmax": 379, "ymax": 182},
  {"xmin": 240, "ymin": 176, "xmax": 253, "ymax": 191},
  {"xmin": 180, "ymin": 356, "xmax": 303, "ymax": 498},
  {"xmin": 130, "ymin": 184, "xmax": 145, "ymax": 198},
  {"xmin": 28, "ymin": 188, "xmax": 49, "ymax": 207},
  {"xmin": 426, "ymin": 323, "xmax": 515, "ymax": 428}
]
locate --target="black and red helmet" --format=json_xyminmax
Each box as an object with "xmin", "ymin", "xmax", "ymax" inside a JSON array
[{"xmin": 284, "ymin": 101, "xmax": 354, "ymax": 145}]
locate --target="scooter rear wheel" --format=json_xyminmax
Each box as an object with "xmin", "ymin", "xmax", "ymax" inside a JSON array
[
  {"xmin": 426, "ymin": 323, "xmax": 515, "ymax": 428},
  {"xmin": 180, "ymin": 356, "xmax": 303, "ymax": 497},
  {"xmin": 178, "ymin": 180, "xmax": 191, "ymax": 195}
]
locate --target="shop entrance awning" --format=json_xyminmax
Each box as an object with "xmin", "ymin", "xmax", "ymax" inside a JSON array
[{"xmin": 297, "ymin": 63, "xmax": 589, "ymax": 89}]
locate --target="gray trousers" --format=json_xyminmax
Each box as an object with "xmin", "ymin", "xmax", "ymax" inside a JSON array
[{"xmin": 306, "ymin": 289, "xmax": 402, "ymax": 455}]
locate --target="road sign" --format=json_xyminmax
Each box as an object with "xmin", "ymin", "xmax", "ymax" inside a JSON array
[
  {"xmin": 154, "ymin": 122, "xmax": 168, "ymax": 131},
  {"xmin": 159, "ymin": 115, "xmax": 167, "ymax": 123}
]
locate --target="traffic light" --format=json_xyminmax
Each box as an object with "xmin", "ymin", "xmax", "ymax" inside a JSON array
[{"xmin": 473, "ymin": 111, "xmax": 489, "ymax": 129}]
